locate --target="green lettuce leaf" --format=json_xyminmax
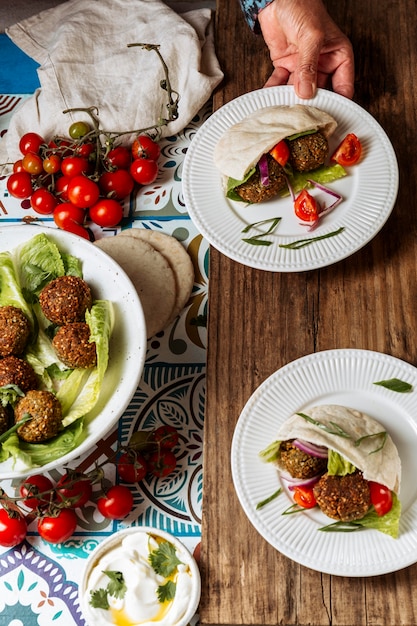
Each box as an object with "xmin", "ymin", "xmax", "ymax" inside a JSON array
[
  {"xmin": 0, "ymin": 251, "xmax": 34, "ymax": 325},
  {"xmin": 327, "ymin": 449, "xmax": 356, "ymax": 475}
]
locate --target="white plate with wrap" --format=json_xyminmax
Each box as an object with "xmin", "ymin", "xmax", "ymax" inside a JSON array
[
  {"xmin": 231, "ymin": 349, "xmax": 417, "ymax": 576},
  {"xmin": 182, "ymin": 86, "xmax": 398, "ymax": 272}
]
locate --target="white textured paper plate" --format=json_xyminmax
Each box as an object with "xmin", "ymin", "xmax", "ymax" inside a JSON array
[
  {"xmin": 231, "ymin": 349, "xmax": 417, "ymax": 576},
  {"xmin": 182, "ymin": 87, "xmax": 398, "ymax": 272}
]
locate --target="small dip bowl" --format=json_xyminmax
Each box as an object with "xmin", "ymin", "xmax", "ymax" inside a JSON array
[{"xmin": 79, "ymin": 526, "xmax": 201, "ymax": 626}]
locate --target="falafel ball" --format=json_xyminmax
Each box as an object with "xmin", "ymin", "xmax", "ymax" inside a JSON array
[
  {"xmin": 15, "ymin": 390, "xmax": 62, "ymax": 443},
  {"xmin": 278, "ymin": 440, "xmax": 328, "ymax": 479},
  {"xmin": 52, "ymin": 322, "xmax": 97, "ymax": 369},
  {"xmin": 0, "ymin": 306, "xmax": 31, "ymax": 357},
  {"xmin": 235, "ymin": 154, "xmax": 287, "ymax": 203},
  {"xmin": 0, "ymin": 355, "xmax": 39, "ymax": 393},
  {"xmin": 39, "ymin": 275, "xmax": 92, "ymax": 325},
  {"xmin": 313, "ymin": 471, "xmax": 371, "ymax": 522},
  {"xmin": 287, "ymin": 131, "xmax": 329, "ymax": 172}
]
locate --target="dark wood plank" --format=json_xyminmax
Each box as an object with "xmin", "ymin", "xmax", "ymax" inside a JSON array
[{"xmin": 200, "ymin": 1, "xmax": 417, "ymax": 624}]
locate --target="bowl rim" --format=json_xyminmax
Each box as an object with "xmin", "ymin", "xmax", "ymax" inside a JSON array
[{"xmin": 79, "ymin": 525, "xmax": 201, "ymax": 626}]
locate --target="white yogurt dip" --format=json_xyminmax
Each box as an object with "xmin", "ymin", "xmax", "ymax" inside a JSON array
[{"xmin": 81, "ymin": 527, "xmax": 200, "ymax": 626}]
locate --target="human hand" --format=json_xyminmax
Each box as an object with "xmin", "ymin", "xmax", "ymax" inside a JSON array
[{"xmin": 257, "ymin": 0, "xmax": 354, "ymax": 99}]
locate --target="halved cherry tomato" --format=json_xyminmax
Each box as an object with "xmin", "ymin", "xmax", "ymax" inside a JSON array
[
  {"xmin": 292, "ymin": 486, "xmax": 317, "ymax": 509},
  {"xmin": 270, "ymin": 139, "xmax": 290, "ymax": 167},
  {"xmin": 331, "ymin": 133, "xmax": 362, "ymax": 166},
  {"xmin": 368, "ymin": 481, "xmax": 393, "ymax": 516},
  {"xmin": 294, "ymin": 189, "xmax": 319, "ymax": 222}
]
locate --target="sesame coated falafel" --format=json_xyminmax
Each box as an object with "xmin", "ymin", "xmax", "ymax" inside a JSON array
[
  {"xmin": 313, "ymin": 472, "xmax": 371, "ymax": 522},
  {"xmin": 287, "ymin": 131, "xmax": 329, "ymax": 172},
  {"xmin": 0, "ymin": 306, "xmax": 31, "ymax": 357},
  {"xmin": 0, "ymin": 355, "xmax": 39, "ymax": 393},
  {"xmin": 52, "ymin": 322, "xmax": 97, "ymax": 369},
  {"xmin": 39, "ymin": 275, "xmax": 92, "ymax": 325},
  {"xmin": 15, "ymin": 390, "xmax": 62, "ymax": 443}
]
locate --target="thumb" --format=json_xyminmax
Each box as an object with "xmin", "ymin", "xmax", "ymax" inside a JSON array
[{"xmin": 294, "ymin": 40, "xmax": 321, "ymax": 99}]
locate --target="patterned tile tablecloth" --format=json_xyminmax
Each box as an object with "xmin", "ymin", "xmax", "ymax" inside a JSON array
[{"xmin": 0, "ymin": 93, "xmax": 210, "ymax": 625}]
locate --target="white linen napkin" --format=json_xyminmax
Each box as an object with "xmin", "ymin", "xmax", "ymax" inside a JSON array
[{"xmin": 0, "ymin": 0, "xmax": 223, "ymax": 172}]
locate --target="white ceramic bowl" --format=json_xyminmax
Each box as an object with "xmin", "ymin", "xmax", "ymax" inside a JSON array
[
  {"xmin": 0, "ymin": 224, "xmax": 147, "ymax": 478},
  {"xmin": 79, "ymin": 526, "xmax": 201, "ymax": 626}
]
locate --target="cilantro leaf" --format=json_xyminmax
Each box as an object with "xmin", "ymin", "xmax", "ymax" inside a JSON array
[
  {"xmin": 89, "ymin": 588, "xmax": 110, "ymax": 609},
  {"xmin": 104, "ymin": 571, "xmax": 127, "ymax": 599},
  {"xmin": 157, "ymin": 580, "xmax": 177, "ymax": 603},
  {"xmin": 149, "ymin": 540, "xmax": 183, "ymax": 577}
]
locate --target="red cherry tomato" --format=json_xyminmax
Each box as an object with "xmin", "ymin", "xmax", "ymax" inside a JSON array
[
  {"xmin": 131, "ymin": 135, "xmax": 161, "ymax": 161},
  {"xmin": 55, "ymin": 175, "xmax": 72, "ymax": 201},
  {"xmin": 130, "ymin": 158, "xmax": 158, "ymax": 185},
  {"xmin": 97, "ymin": 485, "xmax": 134, "ymax": 520},
  {"xmin": 19, "ymin": 132, "xmax": 44, "ymax": 155},
  {"xmin": 53, "ymin": 202, "xmax": 85, "ymax": 228},
  {"xmin": 37, "ymin": 508, "xmax": 78, "ymax": 544},
  {"xmin": 30, "ymin": 188, "xmax": 58, "ymax": 215},
  {"xmin": 89, "ymin": 198, "xmax": 123, "ymax": 227},
  {"xmin": 270, "ymin": 139, "xmax": 290, "ymax": 167},
  {"xmin": 0, "ymin": 507, "xmax": 27, "ymax": 547},
  {"xmin": 22, "ymin": 152, "xmax": 43, "ymax": 175},
  {"xmin": 56, "ymin": 473, "xmax": 93, "ymax": 508},
  {"xmin": 292, "ymin": 486, "xmax": 317, "ymax": 509},
  {"xmin": 117, "ymin": 452, "xmax": 148, "ymax": 483},
  {"xmin": 153, "ymin": 425, "xmax": 179, "ymax": 450},
  {"xmin": 43, "ymin": 154, "xmax": 62, "ymax": 174},
  {"xmin": 368, "ymin": 481, "xmax": 393, "ymax": 516},
  {"xmin": 331, "ymin": 133, "xmax": 362, "ymax": 166},
  {"xmin": 99, "ymin": 169, "xmax": 135, "ymax": 200},
  {"xmin": 148, "ymin": 450, "xmax": 177, "ymax": 478},
  {"xmin": 294, "ymin": 189, "xmax": 319, "ymax": 222},
  {"xmin": 75, "ymin": 142, "xmax": 95, "ymax": 159},
  {"xmin": 61, "ymin": 156, "xmax": 89, "ymax": 178},
  {"xmin": 67, "ymin": 175, "xmax": 100, "ymax": 209},
  {"xmin": 13, "ymin": 159, "xmax": 25, "ymax": 173},
  {"xmin": 19, "ymin": 474, "xmax": 54, "ymax": 510},
  {"xmin": 6, "ymin": 172, "xmax": 33, "ymax": 199},
  {"xmin": 106, "ymin": 146, "xmax": 132, "ymax": 170}
]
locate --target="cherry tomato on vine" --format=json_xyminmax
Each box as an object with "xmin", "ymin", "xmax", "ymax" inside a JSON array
[
  {"xmin": 131, "ymin": 135, "xmax": 161, "ymax": 161},
  {"xmin": 19, "ymin": 132, "xmax": 44, "ymax": 155},
  {"xmin": 130, "ymin": 158, "xmax": 158, "ymax": 185},
  {"xmin": 292, "ymin": 486, "xmax": 317, "ymax": 509},
  {"xmin": 68, "ymin": 121, "xmax": 91, "ymax": 139},
  {"xmin": 97, "ymin": 485, "xmax": 134, "ymax": 520},
  {"xmin": 30, "ymin": 188, "xmax": 58, "ymax": 215},
  {"xmin": 53, "ymin": 202, "xmax": 85, "ymax": 228},
  {"xmin": 99, "ymin": 169, "xmax": 134, "ymax": 199},
  {"xmin": 153, "ymin": 425, "xmax": 179, "ymax": 450},
  {"xmin": 117, "ymin": 452, "xmax": 148, "ymax": 483},
  {"xmin": 37, "ymin": 508, "xmax": 78, "ymax": 544},
  {"xmin": 67, "ymin": 175, "xmax": 100, "ymax": 208},
  {"xmin": 148, "ymin": 450, "xmax": 177, "ymax": 478},
  {"xmin": 61, "ymin": 156, "xmax": 90, "ymax": 178},
  {"xmin": 0, "ymin": 507, "xmax": 27, "ymax": 547},
  {"xmin": 6, "ymin": 171, "xmax": 33, "ymax": 199},
  {"xmin": 19, "ymin": 474, "xmax": 54, "ymax": 510},
  {"xmin": 43, "ymin": 154, "xmax": 62, "ymax": 174},
  {"xmin": 55, "ymin": 175, "xmax": 72, "ymax": 201},
  {"xmin": 331, "ymin": 133, "xmax": 362, "ymax": 166},
  {"xmin": 294, "ymin": 189, "xmax": 319, "ymax": 222},
  {"xmin": 75, "ymin": 142, "xmax": 95, "ymax": 159},
  {"xmin": 56, "ymin": 474, "xmax": 93, "ymax": 508},
  {"xmin": 369, "ymin": 481, "xmax": 393, "ymax": 516},
  {"xmin": 89, "ymin": 198, "xmax": 123, "ymax": 227},
  {"xmin": 106, "ymin": 145, "xmax": 132, "ymax": 170},
  {"xmin": 13, "ymin": 159, "xmax": 24, "ymax": 173},
  {"xmin": 22, "ymin": 152, "xmax": 43, "ymax": 175}
]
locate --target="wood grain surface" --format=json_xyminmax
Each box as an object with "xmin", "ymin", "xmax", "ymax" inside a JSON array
[{"xmin": 200, "ymin": 1, "xmax": 417, "ymax": 624}]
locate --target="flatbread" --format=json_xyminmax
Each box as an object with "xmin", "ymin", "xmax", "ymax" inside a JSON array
[
  {"xmin": 275, "ymin": 405, "xmax": 401, "ymax": 493},
  {"xmin": 214, "ymin": 104, "xmax": 338, "ymax": 181},
  {"xmin": 94, "ymin": 236, "xmax": 176, "ymax": 339},
  {"xmin": 118, "ymin": 229, "xmax": 194, "ymax": 322}
]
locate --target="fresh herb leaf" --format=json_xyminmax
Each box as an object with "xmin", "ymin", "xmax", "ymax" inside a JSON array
[
  {"xmin": 256, "ymin": 488, "xmax": 282, "ymax": 510},
  {"xmin": 297, "ymin": 412, "xmax": 351, "ymax": 438},
  {"xmin": 242, "ymin": 238, "xmax": 273, "ymax": 246},
  {"xmin": 89, "ymin": 588, "xmax": 110, "ymax": 609},
  {"xmin": 242, "ymin": 217, "xmax": 281, "ymax": 246},
  {"xmin": 157, "ymin": 580, "xmax": 177, "ymax": 603},
  {"xmin": 282, "ymin": 503, "xmax": 305, "ymax": 515},
  {"xmin": 374, "ymin": 378, "xmax": 413, "ymax": 393},
  {"xmin": 104, "ymin": 571, "xmax": 127, "ymax": 599},
  {"xmin": 149, "ymin": 540, "xmax": 183, "ymax": 577},
  {"xmin": 279, "ymin": 226, "xmax": 345, "ymax": 249},
  {"xmin": 318, "ymin": 520, "xmax": 364, "ymax": 533},
  {"xmin": 354, "ymin": 431, "xmax": 387, "ymax": 454}
]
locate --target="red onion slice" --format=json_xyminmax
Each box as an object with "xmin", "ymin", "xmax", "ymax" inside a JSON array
[
  {"xmin": 258, "ymin": 154, "xmax": 270, "ymax": 187},
  {"xmin": 292, "ymin": 438, "xmax": 328, "ymax": 458}
]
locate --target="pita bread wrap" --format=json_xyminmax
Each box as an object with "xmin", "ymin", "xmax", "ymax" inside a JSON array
[
  {"xmin": 213, "ymin": 104, "xmax": 338, "ymax": 182},
  {"xmin": 275, "ymin": 405, "xmax": 401, "ymax": 493}
]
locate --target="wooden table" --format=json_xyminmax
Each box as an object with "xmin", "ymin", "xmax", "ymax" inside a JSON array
[{"xmin": 200, "ymin": 1, "xmax": 417, "ymax": 624}]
